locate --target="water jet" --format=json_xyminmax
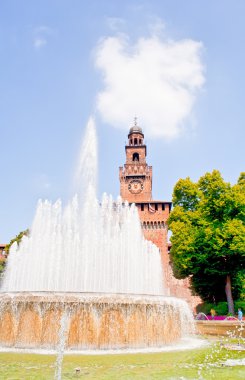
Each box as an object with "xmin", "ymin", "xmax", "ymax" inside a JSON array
[{"xmin": 0, "ymin": 118, "xmax": 194, "ymax": 352}]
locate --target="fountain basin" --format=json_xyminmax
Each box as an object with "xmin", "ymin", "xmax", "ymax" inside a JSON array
[
  {"xmin": 196, "ymin": 320, "xmax": 245, "ymax": 337},
  {"xmin": 0, "ymin": 292, "xmax": 194, "ymax": 350}
]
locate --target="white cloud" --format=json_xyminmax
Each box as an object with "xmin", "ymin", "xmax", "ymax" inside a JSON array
[
  {"xmin": 35, "ymin": 26, "xmax": 53, "ymax": 34},
  {"xmin": 94, "ymin": 30, "xmax": 205, "ymax": 139},
  {"xmin": 106, "ymin": 17, "xmax": 125, "ymax": 31},
  {"xmin": 148, "ymin": 17, "xmax": 166, "ymax": 36},
  {"xmin": 33, "ymin": 25, "xmax": 54, "ymax": 50},
  {"xmin": 33, "ymin": 37, "xmax": 47, "ymax": 49}
]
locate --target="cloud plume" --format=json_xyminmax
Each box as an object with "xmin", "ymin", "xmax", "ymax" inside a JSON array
[
  {"xmin": 33, "ymin": 26, "xmax": 54, "ymax": 50},
  {"xmin": 95, "ymin": 32, "xmax": 205, "ymax": 139}
]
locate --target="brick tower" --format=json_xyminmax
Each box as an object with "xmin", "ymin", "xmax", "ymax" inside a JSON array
[
  {"xmin": 119, "ymin": 119, "xmax": 152, "ymax": 202},
  {"xmin": 119, "ymin": 120, "xmax": 200, "ymax": 309}
]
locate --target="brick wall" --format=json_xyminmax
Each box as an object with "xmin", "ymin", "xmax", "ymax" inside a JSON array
[{"xmin": 119, "ymin": 127, "xmax": 201, "ymax": 310}]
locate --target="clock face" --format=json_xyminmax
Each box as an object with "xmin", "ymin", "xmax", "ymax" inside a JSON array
[{"xmin": 128, "ymin": 179, "xmax": 144, "ymax": 194}]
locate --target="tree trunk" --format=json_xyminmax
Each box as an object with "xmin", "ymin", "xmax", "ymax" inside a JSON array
[{"xmin": 225, "ymin": 274, "xmax": 234, "ymax": 315}]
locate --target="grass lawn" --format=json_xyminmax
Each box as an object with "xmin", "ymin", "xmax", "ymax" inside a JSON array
[{"xmin": 0, "ymin": 338, "xmax": 244, "ymax": 379}]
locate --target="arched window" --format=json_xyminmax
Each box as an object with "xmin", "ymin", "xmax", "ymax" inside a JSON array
[
  {"xmin": 133, "ymin": 153, "xmax": 139, "ymax": 161},
  {"xmin": 134, "ymin": 138, "xmax": 138, "ymax": 145},
  {"xmin": 130, "ymin": 139, "xmax": 133, "ymax": 145},
  {"xmin": 139, "ymin": 139, "xmax": 142, "ymax": 145}
]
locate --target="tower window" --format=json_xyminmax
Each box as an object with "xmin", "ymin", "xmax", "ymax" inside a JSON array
[
  {"xmin": 155, "ymin": 203, "xmax": 158, "ymax": 211},
  {"xmin": 134, "ymin": 138, "xmax": 138, "ymax": 145},
  {"xmin": 133, "ymin": 152, "xmax": 139, "ymax": 161},
  {"xmin": 130, "ymin": 139, "xmax": 133, "ymax": 145},
  {"xmin": 162, "ymin": 204, "xmax": 165, "ymax": 210},
  {"xmin": 141, "ymin": 204, "xmax": 144, "ymax": 211},
  {"xmin": 139, "ymin": 139, "xmax": 142, "ymax": 145}
]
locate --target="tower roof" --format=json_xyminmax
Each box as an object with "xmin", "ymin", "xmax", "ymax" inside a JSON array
[
  {"xmin": 129, "ymin": 125, "xmax": 143, "ymax": 134},
  {"xmin": 128, "ymin": 117, "xmax": 143, "ymax": 136}
]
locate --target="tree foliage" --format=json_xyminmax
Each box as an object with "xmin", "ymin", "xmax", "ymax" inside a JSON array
[
  {"xmin": 168, "ymin": 170, "xmax": 245, "ymax": 314},
  {"xmin": 4, "ymin": 229, "xmax": 29, "ymax": 255},
  {"xmin": 0, "ymin": 229, "xmax": 29, "ymax": 276}
]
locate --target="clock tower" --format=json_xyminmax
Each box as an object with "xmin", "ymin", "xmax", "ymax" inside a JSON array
[
  {"xmin": 119, "ymin": 119, "xmax": 152, "ymax": 202},
  {"xmin": 119, "ymin": 119, "xmax": 201, "ymax": 310}
]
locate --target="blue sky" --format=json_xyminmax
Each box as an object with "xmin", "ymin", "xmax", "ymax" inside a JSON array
[{"xmin": 0, "ymin": 0, "xmax": 244, "ymax": 242}]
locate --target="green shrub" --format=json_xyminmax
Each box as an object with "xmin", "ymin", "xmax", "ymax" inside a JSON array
[
  {"xmin": 233, "ymin": 270, "xmax": 245, "ymax": 300},
  {"xmin": 234, "ymin": 300, "xmax": 245, "ymax": 312},
  {"xmin": 196, "ymin": 303, "xmax": 213, "ymax": 315},
  {"xmin": 196, "ymin": 300, "xmax": 244, "ymax": 316},
  {"xmin": 0, "ymin": 261, "xmax": 6, "ymax": 275},
  {"xmin": 214, "ymin": 302, "xmax": 228, "ymax": 315},
  {"xmin": 196, "ymin": 301, "xmax": 229, "ymax": 315}
]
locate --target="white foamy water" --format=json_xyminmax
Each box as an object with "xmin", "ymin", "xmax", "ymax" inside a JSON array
[
  {"xmin": 223, "ymin": 358, "xmax": 245, "ymax": 366},
  {"xmin": 0, "ymin": 118, "xmax": 163, "ymax": 295},
  {"xmin": 0, "ymin": 337, "xmax": 207, "ymax": 355}
]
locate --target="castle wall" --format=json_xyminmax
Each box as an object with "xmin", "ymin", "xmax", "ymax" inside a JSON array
[
  {"xmin": 119, "ymin": 124, "xmax": 201, "ymax": 310},
  {"xmin": 135, "ymin": 203, "xmax": 201, "ymax": 310}
]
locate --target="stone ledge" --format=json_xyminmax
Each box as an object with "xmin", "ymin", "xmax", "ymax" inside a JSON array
[{"xmin": 196, "ymin": 320, "xmax": 245, "ymax": 337}]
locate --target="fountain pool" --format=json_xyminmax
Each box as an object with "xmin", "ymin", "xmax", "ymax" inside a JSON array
[{"xmin": 0, "ymin": 118, "xmax": 195, "ymax": 352}]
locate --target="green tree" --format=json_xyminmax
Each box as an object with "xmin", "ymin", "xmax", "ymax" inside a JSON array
[
  {"xmin": 0, "ymin": 229, "xmax": 29, "ymax": 276},
  {"xmin": 168, "ymin": 170, "xmax": 245, "ymax": 314},
  {"xmin": 4, "ymin": 229, "xmax": 29, "ymax": 254}
]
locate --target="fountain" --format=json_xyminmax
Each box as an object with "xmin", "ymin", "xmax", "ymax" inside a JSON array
[{"xmin": 0, "ymin": 118, "xmax": 194, "ymax": 351}]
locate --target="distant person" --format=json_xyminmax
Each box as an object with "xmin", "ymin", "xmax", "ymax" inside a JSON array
[
  {"xmin": 238, "ymin": 308, "xmax": 243, "ymax": 321},
  {"xmin": 210, "ymin": 308, "xmax": 216, "ymax": 320}
]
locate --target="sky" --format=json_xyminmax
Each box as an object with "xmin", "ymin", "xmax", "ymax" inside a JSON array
[{"xmin": 0, "ymin": 0, "xmax": 244, "ymax": 243}]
